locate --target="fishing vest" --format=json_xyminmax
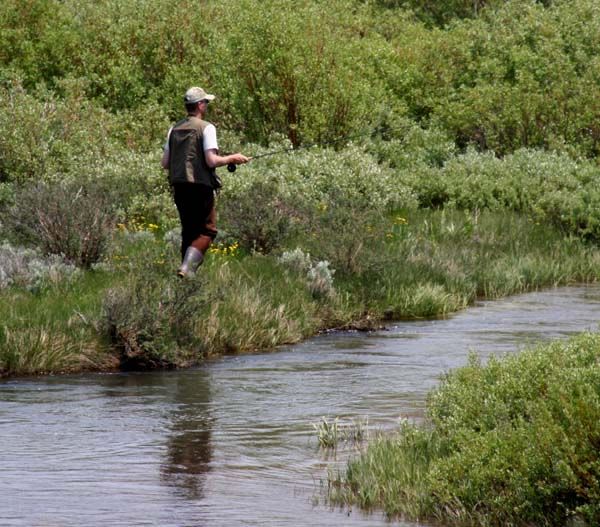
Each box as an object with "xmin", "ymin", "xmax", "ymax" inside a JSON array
[{"xmin": 168, "ymin": 116, "xmax": 221, "ymax": 189}]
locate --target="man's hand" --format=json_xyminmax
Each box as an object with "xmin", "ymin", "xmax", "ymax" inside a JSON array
[{"xmin": 228, "ymin": 153, "xmax": 250, "ymax": 165}]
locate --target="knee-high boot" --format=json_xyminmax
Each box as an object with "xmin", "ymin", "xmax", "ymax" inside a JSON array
[{"xmin": 178, "ymin": 246, "xmax": 204, "ymax": 277}]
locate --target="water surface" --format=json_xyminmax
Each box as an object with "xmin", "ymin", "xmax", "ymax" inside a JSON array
[{"xmin": 2, "ymin": 285, "xmax": 600, "ymax": 526}]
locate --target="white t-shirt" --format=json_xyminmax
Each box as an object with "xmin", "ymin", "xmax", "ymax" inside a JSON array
[{"xmin": 163, "ymin": 123, "xmax": 218, "ymax": 152}]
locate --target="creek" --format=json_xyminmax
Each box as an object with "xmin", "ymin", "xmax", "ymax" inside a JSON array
[{"xmin": 2, "ymin": 285, "xmax": 600, "ymax": 527}]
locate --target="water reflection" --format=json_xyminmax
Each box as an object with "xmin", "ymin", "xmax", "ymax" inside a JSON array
[{"xmin": 160, "ymin": 370, "xmax": 213, "ymax": 500}]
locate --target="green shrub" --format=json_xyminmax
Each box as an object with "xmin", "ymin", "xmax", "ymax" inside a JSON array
[
  {"xmin": 223, "ymin": 141, "xmax": 417, "ymax": 217},
  {"xmin": 0, "ymin": 242, "xmax": 80, "ymax": 292},
  {"xmin": 3, "ymin": 181, "xmax": 115, "ymax": 267},
  {"xmin": 4, "ymin": 0, "xmax": 600, "ymax": 156},
  {"xmin": 367, "ymin": 119, "xmax": 457, "ymax": 170},
  {"xmin": 218, "ymin": 176, "xmax": 296, "ymax": 254},
  {"xmin": 333, "ymin": 332, "xmax": 600, "ymax": 525},
  {"xmin": 375, "ymin": 0, "xmax": 508, "ymax": 26},
  {"xmin": 303, "ymin": 193, "xmax": 388, "ymax": 276},
  {"xmin": 425, "ymin": 335, "xmax": 600, "ymax": 525},
  {"xmin": 0, "ymin": 77, "xmax": 119, "ymax": 184},
  {"xmin": 101, "ymin": 273, "xmax": 208, "ymax": 370},
  {"xmin": 208, "ymin": 0, "xmax": 391, "ymax": 144},
  {"xmin": 400, "ymin": 148, "xmax": 600, "ymax": 240},
  {"xmin": 363, "ymin": 0, "xmax": 600, "ymax": 156},
  {"xmin": 219, "ymin": 139, "xmax": 417, "ymax": 258}
]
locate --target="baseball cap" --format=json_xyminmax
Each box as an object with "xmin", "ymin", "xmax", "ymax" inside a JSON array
[{"xmin": 183, "ymin": 87, "xmax": 216, "ymax": 104}]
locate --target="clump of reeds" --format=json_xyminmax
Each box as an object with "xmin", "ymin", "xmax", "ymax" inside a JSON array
[
  {"xmin": 198, "ymin": 260, "xmax": 316, "ymax": 355},
  {"xmin": 313, "ymin": 416, "xmax": 368, "ymax": 449}
]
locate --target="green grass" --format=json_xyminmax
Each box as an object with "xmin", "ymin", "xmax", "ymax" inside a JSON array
[
  {"xmin": 1, "ymin": 210, "xmax": 600, "ymax": 377},
  {"xmin": 329, "ymin": 333, "xmax": 600, "ymax": 526},
  {"xmin": 0, "ymin": 271, "xmax": 116, "ymax": 376},
  {"xmin": 339, "ymin": 209, "xmax": 600, "ymax": 320}
]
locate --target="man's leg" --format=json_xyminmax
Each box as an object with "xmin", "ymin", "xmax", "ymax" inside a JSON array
[
  {"xmin": 178, "ymin": 245, "xmax": 204, "ymax": 277},
  {"xmin": 190, "ymin": 205, "xmax": 217, "ymax": 253},
  {"xmin": 174, "ymin": 185, "xmax": 217, "ymax": 277},
  {"xmin": 173, "ymin": 184, "xmax": 196, "ymax": 260}
]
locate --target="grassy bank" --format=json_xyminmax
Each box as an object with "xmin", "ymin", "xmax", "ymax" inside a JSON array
[
  {"xmin": 1, "ymin": 209, "xmax": 599, "ymax": 377},
  {"xmin": 328, "ymin": 332, "xmax": 600, "ymax": 526}
]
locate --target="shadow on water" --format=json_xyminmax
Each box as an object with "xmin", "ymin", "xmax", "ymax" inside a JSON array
[{"xmin": 96, "ymin": 369, "xmax": 215, "ymax": 501}]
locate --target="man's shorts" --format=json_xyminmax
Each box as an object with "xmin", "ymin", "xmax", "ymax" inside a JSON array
[{"xmin": 172, "ymin": 183, "xmax": 218, "ymax": 253}]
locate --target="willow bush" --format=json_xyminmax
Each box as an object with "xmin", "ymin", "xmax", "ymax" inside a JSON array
[
  {"xmin": 207, "ymin": 0, "xmax": 394, "ymax": 145},
  {"xmin": 331, "ymin": 332, "xmax": 600, "ymax": 525},
  {"xmin": 0, "ymin": 77, "xmax": 116, "ymax": 184},
  {"xmin": 399, "ymin": 148, "xmax": 600, "ymax": 240},
  {"xmin": 3, "ymin": 0, "xmax": 600, "ymax": 155},
  {"xmin": 382, "ymin": 0, "xmax": 600, "ymax": 157}
]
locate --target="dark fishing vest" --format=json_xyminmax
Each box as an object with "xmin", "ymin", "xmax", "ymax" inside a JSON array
[{"xmin": 168, "ymin": 116, "xmax": 221, "ymax": 189}]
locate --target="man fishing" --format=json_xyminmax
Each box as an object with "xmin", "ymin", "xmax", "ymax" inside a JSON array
[{"xmin": 161, "ymin": 86, "xmax": 249, "ymax": 277}]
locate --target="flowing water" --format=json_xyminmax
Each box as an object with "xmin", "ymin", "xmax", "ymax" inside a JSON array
[{"xmin": 2, "ymin": 285, "xmax": 600, "ymax": 527}]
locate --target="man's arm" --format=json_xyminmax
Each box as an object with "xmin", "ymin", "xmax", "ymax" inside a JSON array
[
  {"xmin": 161, "ymin": 127, "xmax": 172, "ymax": 170},
  {"xmin": 204, "ymin": 149, "xmax": 249, "ymax": 169}
]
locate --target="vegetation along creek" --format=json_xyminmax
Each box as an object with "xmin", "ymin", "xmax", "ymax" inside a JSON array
[{"xmin": 2, "ymin": 0, "xmax": 600, "ymax": 525}]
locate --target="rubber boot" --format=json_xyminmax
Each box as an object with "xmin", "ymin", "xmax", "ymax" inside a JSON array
[{"xmin": 177, "ymin": 246, "xmax": 204, "ymax": 278}]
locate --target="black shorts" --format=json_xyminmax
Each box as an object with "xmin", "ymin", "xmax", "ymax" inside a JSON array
[{"xmin": 172, "ymin": 183, "xmax": 218, "ymax": 252}]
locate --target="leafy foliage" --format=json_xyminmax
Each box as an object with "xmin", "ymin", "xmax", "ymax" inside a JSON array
[
  {"xmin": 3, "ymin": 0, "xmax": 599, "ymax": 155},
  {"xmin": 334, "ymin": 332, "xmax": 600, "ymax": 525},
  {"xmin": 218, "ymin": 176, "xmax": 296, "ymax": 254}
]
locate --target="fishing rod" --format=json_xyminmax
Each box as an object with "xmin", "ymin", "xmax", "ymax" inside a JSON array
[{"xmin": 226, "ymin": 126, "xmax": 386, "ymax": 172}]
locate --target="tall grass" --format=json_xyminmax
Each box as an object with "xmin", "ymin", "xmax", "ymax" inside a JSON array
[
  {"xmin": 346, "ymin": 210, "xmax": 600, "ymax": 320},
  {"xmin": 198, "ymin": 260, "xmax": 317, "ymax": 355},
  {"xmin": 328, "ymin": 423, "xmax": 442, "ymax": 519},
  {"xmin": 0, "ymin": 269, "xmax": 115, "ymax": 377},
  {"xmin": 0, "ymin": 325, "xmax": 94, "ymax": 376}
]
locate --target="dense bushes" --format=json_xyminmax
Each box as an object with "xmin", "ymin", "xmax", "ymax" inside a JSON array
[
  {"xmin": 378, "ymin": 0, "xmax": 600, "ymax": 157},
  {"xmin": 400, "ymin": 148, "xmax": 600, "ymax": 239},
  {"xmin": 332, "ymin": 332, "xmax": 600, "ymax": 525},
  {"xmin": 0, "ymin": 78, "xmax": 116, "ymax": 184},
  {"xmin": 3, "ymin": 0, "xmax": 600, "ymax": 154},
  {"xmin": 0, "ymin": 0, "xmax": 389, "ymax": 146},
  {"xmin": 3, "ymin": 0, "xmax": 600, "ymax": 244}
]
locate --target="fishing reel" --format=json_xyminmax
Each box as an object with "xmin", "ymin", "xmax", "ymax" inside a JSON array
[{"xmin": 227, "ymin": 163, "xmax": 237, "ymax": 173}]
